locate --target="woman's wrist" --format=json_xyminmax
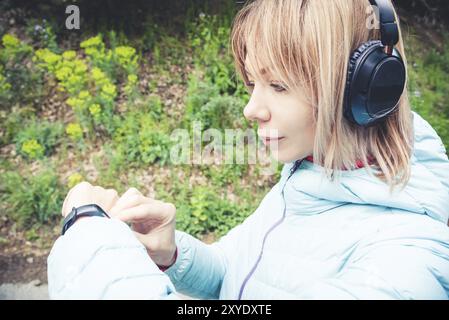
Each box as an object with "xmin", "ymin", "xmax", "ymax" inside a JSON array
[{"xmin": 156, "ymin": 247, "xmax": 178, "ymax": 271}]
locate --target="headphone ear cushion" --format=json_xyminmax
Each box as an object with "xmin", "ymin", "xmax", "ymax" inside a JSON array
[{"xmin": 344, "ymin": 40, "xmax": 382, "ymax": 119}]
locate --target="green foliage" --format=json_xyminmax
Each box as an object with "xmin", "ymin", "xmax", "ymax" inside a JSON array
[
  {"xmin": 0, "ymin": 106, "xmax": 35, "ymax": 146},
  {"xmin": 15, "ymin": 120, "xmax": 64, "ymax": 160},
  {"xmin": 0, "ymin": 34, "xmax": 44, "ymax": 108},
  {"xmin": 25, "ymin": 19, "xmax": 59, "ymax": 53},
  {"xmin": 406, "ymin": 32, "xmax": 449, "ymax": 152},
  {"xmin": 65, "ymin": 123, "xmax": 84, "ymax": 142},
  {"xmin": 113, "ymin": 100, "xmax": 173, "ymax": 166},
  {"xmin": 188, "ymin": 13, "xmax": 239, "ymax": 95},
  {"xmin": 184, "ymin": 75, "xmax": 248, "ymax": 132},
  {"xmin": 156, "ymin": 177, "xmax": 256, "ymax": 238},
  {"xmin": 204, "ymin": 164, "xmax": 248, "ymax": 187},
  {"xmin": 0, "ymin": 168, "xmax": 65, "ymax": 227}
]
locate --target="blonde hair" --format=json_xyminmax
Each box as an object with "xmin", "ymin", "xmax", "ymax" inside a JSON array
[{"xmin": 231, "ymin": 0, "xmax": 413, "ymax": 189}]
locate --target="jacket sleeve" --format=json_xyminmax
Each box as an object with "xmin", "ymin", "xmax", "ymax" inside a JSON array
[
  {"xmin": 164, "ymin": 210, "xmax": 261, "ymax": 300},
  {"xmin": 47, "ymin": 217, "xmax": 179, "ymax": 299},
  {"xmin": 293, "ymin": 226, "xmax": 449, "ymax": 299}
]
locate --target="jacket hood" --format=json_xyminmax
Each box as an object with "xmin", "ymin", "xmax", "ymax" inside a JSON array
[{"xmin": 280, "ymin": 112, "xmax": 449, "ymax": 224}]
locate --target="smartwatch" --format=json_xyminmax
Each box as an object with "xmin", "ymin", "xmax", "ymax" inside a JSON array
[{"xmin": 62, "ymin": 204, "xmax": 110, "ymax": 235}]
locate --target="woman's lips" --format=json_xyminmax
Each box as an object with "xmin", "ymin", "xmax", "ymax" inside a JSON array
[{"xmin": 261, "ymin": 136, "xmax": 285, "ymax": 145}]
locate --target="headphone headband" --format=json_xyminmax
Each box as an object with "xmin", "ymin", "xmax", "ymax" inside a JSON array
[{"xmin": 368, "ymin": 0, "xmax": 399, "ymax": 47}]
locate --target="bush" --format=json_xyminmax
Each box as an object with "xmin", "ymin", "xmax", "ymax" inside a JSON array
[
  {"xmin": 0, "ymin": 105, "xmax": 35, "ymax": 146},
  {"xmin": 0, "ymin": 34, "xmax": 44, "ymax": 108},
  {"xmin": 25, "ymin": 18, "xmax": 59, "ymax": 53},
  {"xmin": 0, "ymin": 168, "xmax": 65, "ymax": 227},
  {"xmin": 406, "ymin": 31, "xmax": 449, "ymax": 152},
  {"xmin": 184, "ymin": 76, "xmax": 248, "ymax": 130},
  {"xmin": 15, "ymin": 119, "xmax": 64, "ymax": 159},
  {"xmin": 156, "ymin": 176, "xmax": 258, "ymax": 238},
  {"xmin": 187, "ymin": 13, "xmax": 238, "ymax": 95},
  {"xmin": 113, "ymin": 105, "xmax": 172, "ymax": 166}
]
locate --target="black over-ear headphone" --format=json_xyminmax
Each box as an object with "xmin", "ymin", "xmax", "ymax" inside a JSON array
[{"xmin": 343, "ymin": 0, "xmax": 406, "ymax": 127}]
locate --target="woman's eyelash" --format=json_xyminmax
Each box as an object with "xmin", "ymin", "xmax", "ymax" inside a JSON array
[
  {"xmin": 245, "ymin": 81, "xmax": 287, "ymax": 93},
  {"xmin": 270, "ymin": 82, "xmax": 287, "ymax": 92}
]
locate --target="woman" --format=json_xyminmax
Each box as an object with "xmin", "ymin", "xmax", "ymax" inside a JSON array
[{"xmin": 48, "ymin": 0, "xmax": 449, "ymax": 299}]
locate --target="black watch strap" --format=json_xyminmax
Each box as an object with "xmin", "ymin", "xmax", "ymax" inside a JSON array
[{"xmin": 62, "ymin": 204, "xmax": 110, "ymax": 235}]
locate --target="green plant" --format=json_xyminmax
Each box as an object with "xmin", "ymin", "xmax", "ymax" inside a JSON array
[
  {"xmin": 405, "ymin": 31, "xmax": 449, "ymax": 153},
  {"xmin": 184, "ymin": 76, "xmax": 248, "ymax": 131},
  {"xmin": 188, "ymin": 14, "xmax": 238, "ymax": 95},
  {"xmin": 67, "ymin": 172, "xmax": 84, "ymax": 189},
  {"xmin": 66, "ymin": 122, "xmax": 84, "ymax": 141},
  {"xmin": 92, "ymin": 143, "xmax": 127, "ymax": 192},
  {"xmin": 205, "ymin": 164, "xmax": 248, "ymax": 187},
  {"xmin": 0, "ymin": 64, "xmax": 11, "ymax": 103},
  {"xmin": 113, "ymin": 108, "xmax": 172, "ymax": 166},
  {"xmin": 26, "ymin": 19, "xmax": 59, "ymax": 53},
  {"xmin": 15, "ymin": 119, "xmax": 64, "ymax": 159},
  {"xmin": 0, "ymin": 106, "xmax": 35, "ymax": 146},
  {"xmin": 0, "ymin": 34, "xmax": 44, "ymax": 108},
  {"xmin": 156, "ymin": 178, "xmax": 257, "ymax": 238},
  {"xmin": 80, "ymin": 35, "xmax": 114, "ymax": 76},
  {"xmin": 0, "ymin": 168, "xmax": 65, "ymax": 228},
  {"xmin": 34, "ymin": 36, "xmax": 141, "ymax": 136}
]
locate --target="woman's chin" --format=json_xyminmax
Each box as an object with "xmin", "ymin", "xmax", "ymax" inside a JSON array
[{"xmin": 271, "ymin": 148, "xmax": 309, "ymax": 164}]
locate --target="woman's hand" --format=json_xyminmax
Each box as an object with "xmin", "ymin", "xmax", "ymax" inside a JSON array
[
  {"xmin": 109, "ymin": 188, "xmax": 177, "ymax": 267},
  {"xmin": 62, "ymin": 181, "xmax": 119, "ymax": 218}
]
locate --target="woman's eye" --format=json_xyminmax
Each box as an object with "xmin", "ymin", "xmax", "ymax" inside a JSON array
[
  {"xmin": 244, "ymin": 81, "xmax": 287, "ymax": 93},
  {"xmin": 270, "ymin": 82, "xmax": 287, "ymax": 92}
]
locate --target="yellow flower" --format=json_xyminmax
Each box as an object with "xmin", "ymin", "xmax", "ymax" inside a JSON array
[
  {"xmin": 100, "ymin": 83, "xmax": 117, "ymax": 100},
  {"xmin": 66, "ymin": 123, "xmax": 83, "ymax": 140},
  {"xmin": 62, "ymin": 50, "xmax": 76, "ymax": 60},
  {"xmin": 80, "ymin": 35, "xmax": 104, "ymax": 49},
  {"xmin": 2, "ymin": 34, "xmax": 20, "ymax": 48},
  {"xmin": 89, "ymin": 103, "xmax": 101, "ymax": 118},
  {"xmin": 73, "ymin": 59, "xmax": 88, "ymax": 74},
  {"xmin": 114, "ymin": 46, "xmax": 137, "ymax": 68},
  {"xmin": 128, "ymin": 74, "xmax": 138, "ymax": 84},
  {"xmin": 91, "ymin": 67, "xmax": 108, "ymax": 86},
  {"xmin": 67, "ymin": 173, "xmax": 84, "ymax": 189},
  {"xmin": 55, "ymin": 66, "xmax": 71, "ymax": 81},
  {"xmin": 21, "ymin": 139, "xmax": 44, "ymax": 159},
  {"xmin": 78, "ymin": 90, "xmax": 91, "ymax": 100},
  {"xmin": 34, "ymin": 49, "xmax": 61, "ymax": 72}
]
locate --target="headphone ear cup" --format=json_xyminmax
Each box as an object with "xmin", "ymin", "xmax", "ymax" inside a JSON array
[{"xmin": 344, "ymin": 40, "xmax": 382, "ymax": 124}]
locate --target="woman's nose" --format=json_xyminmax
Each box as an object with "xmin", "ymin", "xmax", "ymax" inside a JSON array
[{"xmin": 243, "ymin": 91, "xmax": 270, "ymax": 122}]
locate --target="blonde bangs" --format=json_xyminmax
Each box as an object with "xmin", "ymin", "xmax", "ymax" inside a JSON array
[{"xmin": 231, "ymin": 0, "xmax": 312, "ymax": 101}]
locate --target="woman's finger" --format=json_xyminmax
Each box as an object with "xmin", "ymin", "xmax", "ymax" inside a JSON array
[
  {"xmin": 102, "ymin": 188, "xmax": 119, "ymax": 211},
  {"xmin": 113, "ymin": 187, "xmax": 143, "ymax": 210},
  {"xmin": 114, "ymin": 200, "xmax": 172, "ymax": 223},
  {"xmin": 110, "ymin": 194, "xmax": 154, "ymax": 217}
]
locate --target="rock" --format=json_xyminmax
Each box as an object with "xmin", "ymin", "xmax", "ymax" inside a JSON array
[
  {"xmin": 30, "ymin": 279, "xmax": 42, "ymax": 287},
  {"xmin": 26, "ymin": 257, "xmax": 34, "ymax": 264}
]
